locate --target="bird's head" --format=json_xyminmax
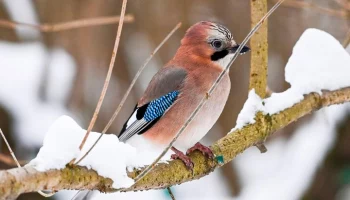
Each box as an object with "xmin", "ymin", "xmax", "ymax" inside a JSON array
[{"xmin": 178, "ymin": 21, "xmax": 250, "ymax": 68}]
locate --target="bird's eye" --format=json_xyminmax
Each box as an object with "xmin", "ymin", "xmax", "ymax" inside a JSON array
[{"xmin": 212, "ymin": 40, "xmax": 223, "ymax": 49}]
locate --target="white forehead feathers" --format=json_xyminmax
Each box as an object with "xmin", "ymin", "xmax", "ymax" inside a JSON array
[{"xmin": 207, "ymin": 23, "xmax": 233, "ymax": 41}]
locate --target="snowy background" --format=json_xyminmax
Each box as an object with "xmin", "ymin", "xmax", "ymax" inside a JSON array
[{"xmin": 0, "ymin": 0, "xmax": 349, "ymax": 200}]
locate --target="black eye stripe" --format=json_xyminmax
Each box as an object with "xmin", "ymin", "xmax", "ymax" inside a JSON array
[{"xmin": 211, "ymin": 50, "xmax": 229, "ymax": 61}]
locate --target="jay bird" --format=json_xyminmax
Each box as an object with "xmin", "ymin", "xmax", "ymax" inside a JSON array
[
  {"xmin": 119, "ymin": 21, "xmax": 250, "ymax": 169},
  {"xmin": 72, "ymin": 21, "xmax": 249, "ymax": 200}
]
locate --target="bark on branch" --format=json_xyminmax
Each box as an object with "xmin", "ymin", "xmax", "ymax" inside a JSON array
[
  {"xmin": 250, "ymin": 0, "xmax": 268, "ymax": 98},
  {"xmin": 250, "ymin": 0, "xmax": 269, "ymax": 152},
  {"xmin": 1, "ymin": 87, "xmax": 350, "ymax": 199}
]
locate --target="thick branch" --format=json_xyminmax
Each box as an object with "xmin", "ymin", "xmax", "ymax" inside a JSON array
[
  {"xmin": 249, "ymin": 0, "xmax": 268, "ymax": 98},
  {"xmin": 250, "ymin": 0, "xmax": 268, "ymax": 152},
  {"xmin": 1, "ymin": 87, "xmax": 349, "ymax": 199}
]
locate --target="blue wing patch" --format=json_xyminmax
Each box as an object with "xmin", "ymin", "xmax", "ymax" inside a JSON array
[
  {"xmin": 119, "ymin": 91, "xmax": 179, "ymax": 142},
  {"xmin": 144, "ymin": 91, "xmax": 179, "ymax": 121}
]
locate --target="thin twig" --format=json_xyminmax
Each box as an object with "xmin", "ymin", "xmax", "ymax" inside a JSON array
[
  {"xmin": 0, "ymin": 129, "xmax": 20, "ymax": 168},
  {"xmin": 0, "ymin": 129, "xmax": 55, "ymax": 197},
  {"xmin": 0, "ymin": 14, "xmax": 134, "ymax": 33},
  {"xmin": 131, "ymin": 0, "xmax": 286, "ymax": 185},
  {"xmin": 75, "ymin": 22, "xmax": 182, "ymax": 165},
  {"xmin": 77, "ymin": 0, "xmax": 128, "ymax": 153},
  {"xmin": 167, "ymin": 187, "xmax": 176, "ymax": 200}
]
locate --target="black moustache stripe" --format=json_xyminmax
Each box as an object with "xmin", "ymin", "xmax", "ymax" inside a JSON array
[{"xmin": 211, "ymin": 49, "xmax": 229, "ymax": 61}]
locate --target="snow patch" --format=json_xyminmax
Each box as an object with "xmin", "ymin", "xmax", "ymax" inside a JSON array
[
  {"xmin": 231, "ymin": 89, "xmax": 263, "ymax": 131},
  {"xmin": 0, "ymin": 42, "xmax": 77, "ymax": 148},
  {"xmin": 3, "ymin": 0, "xmax": 41, "ymax": 40},
  {"xmin": 46, "ymin": 48, "xmax": 77, "ymax": 104},
  {"xmin": 231, "ymin": 29, "xmax": 350, "ymax": 131},
  {"xmin": 263, "ymin": 88, "xmax": 304, "ymax": 115},
  {"xmin": 28, "ymin": 116, "xmax": 82, "ymax": 171},
  {"xmin": 28, "ymin": 116, "xmax": 170, "ymax": 188},
  {"xmin": 285, "ymin": 29, "xmax": 350, "ymax": 94}
]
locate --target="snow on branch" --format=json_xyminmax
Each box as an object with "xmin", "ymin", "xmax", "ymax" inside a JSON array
[
  {"xmin": 233, "ymin": 29, "xmax": 350, "ymax": 130},
  {"xmin": 1, "ymin": 29, "xmax": 350, "ymax": 199},
  {"xmin": 27, "ymin": 116, "xmax": 169, "ymax": 188}
]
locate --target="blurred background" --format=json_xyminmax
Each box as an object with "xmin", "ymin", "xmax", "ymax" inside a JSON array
[{"xmin": 0, "ymin": 0, "xmax": 349, "ymax": 199}]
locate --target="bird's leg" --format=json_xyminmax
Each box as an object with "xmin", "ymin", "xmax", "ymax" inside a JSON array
[
  {"xmin": 171, "ymin": 147, "xmax": 194, "ymax": 170},
  {"xmin": 186, "ymin": 142, "xmax": 214, "ymax": 159}
]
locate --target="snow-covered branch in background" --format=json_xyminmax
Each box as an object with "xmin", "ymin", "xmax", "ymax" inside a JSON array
[
  {"xmin": 2, "ymin": 0, "xmax": 40, "ymax": 40},
  {"xmin": 233, "ymin": 29, "xmax": 350, "ymax": 130},
  {"xmin": 0, "ymin": 28, "xmax": 350, "ymax": 199},
  {"xmin": 0, "ymin": 0, "xmax": 77, "ymax": 150},
  {"xmin": 0, "ymin": 43, "xmax": 76, "ymax": 148},
  {"xmin": 235, "ymin": 33, "xmax": 350, "ymax": 200}
]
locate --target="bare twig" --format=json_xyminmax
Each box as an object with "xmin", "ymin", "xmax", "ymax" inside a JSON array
[
  {"xmin": 272, "ymin": 0, "xmax": 348, "ymax": 18},
  {"xmin": 131, "ymin": 0, "xmax": 286, "ymax": 185},
  {"xmin": 75, "ymin": 22, "xmax": 182, "ymax": 164},
  {"xmin": 0, "ymin": 14, "xmax": 134, "ymax": 33},
  {"xmin": 78, "ymin": 0, "xmax": 128, "ymax": 152},
  {"xmin": 0, "ymin": 129, "xmax": 55, "ymax": 197},
  {"xmin": 0, "ymin": 129, "xmax": 20, "ymax": 168},
  {"xmin": 167, "ymin": 187, "xmax": 176, "ymax": 200}
]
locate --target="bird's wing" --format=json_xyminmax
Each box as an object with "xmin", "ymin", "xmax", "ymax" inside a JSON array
[{"xmin": 118, "ymin": 67, "xmax": 187, "ymax": 142}]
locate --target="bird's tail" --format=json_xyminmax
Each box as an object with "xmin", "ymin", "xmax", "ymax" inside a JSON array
[{"xmin": 71, "ymin": 191, "xmax": 93, "ymax": 200}]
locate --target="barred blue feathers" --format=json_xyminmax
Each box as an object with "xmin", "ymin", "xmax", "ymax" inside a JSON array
[
  {"xmin": 118, "ymin": 90, "xmax": 179, "ymax": 142},
  {"xmin": 144, "ymin": 91, "xmax": 179, "ymax": 121}
]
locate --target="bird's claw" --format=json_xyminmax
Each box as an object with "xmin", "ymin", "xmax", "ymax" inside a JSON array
[
  {"xmin": 186, "ymin": 142, "xmax": 214, "ymax": 159},
  {"xmin": 171, "ymin": 152, "xmax": 194, "ymax": 170},
  {"xmin": 171, "ymin": 149, "xmax": 194, "ymax": 171}
]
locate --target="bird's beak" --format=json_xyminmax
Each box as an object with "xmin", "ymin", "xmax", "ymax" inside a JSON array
[{"xmin": 229, "ymin": 44, "xmax": 250, "ymax": 55}]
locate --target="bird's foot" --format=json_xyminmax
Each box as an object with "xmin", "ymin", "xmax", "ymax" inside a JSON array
[
  {"xmin": 171, "ymin": 147, "xmax": 194, "ymax": 170},
  {"xmin": 186, "ymin": 142, "xmax": 214, "ymax": 159}
]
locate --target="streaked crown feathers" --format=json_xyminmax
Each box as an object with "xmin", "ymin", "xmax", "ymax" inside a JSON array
[{"xmin": 181, "ymin": 21, "xmax": 234, "ymax": 45}]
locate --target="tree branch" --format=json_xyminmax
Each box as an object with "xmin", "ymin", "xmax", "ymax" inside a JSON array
[
  {"xmin": 0, "ymin": 14, "xmax": 134, "ymax": 33},
  {"xmin": 78, "ymin": 0, "xmax": 128, "ymax": 152},
  {"xmin": 250, "ymin": 0, "xmax": 269, "ymax": 152},
  {"xmin": 1, "ymin": 87, "xmax": 349, "ymax": 199},
  {"xmin": 250, "ymin": 0, "xmax": 268, "ymax": 98}
]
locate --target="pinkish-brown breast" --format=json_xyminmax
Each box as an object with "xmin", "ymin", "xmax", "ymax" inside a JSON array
[{"xmin": 142, "ymin": 63, "xmax": 231, "ymax": 151}]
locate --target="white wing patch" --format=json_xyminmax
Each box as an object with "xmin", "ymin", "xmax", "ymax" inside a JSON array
[{"xmin": 126, "ymin": 110, "xmax": 138, "ymax": 128}]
